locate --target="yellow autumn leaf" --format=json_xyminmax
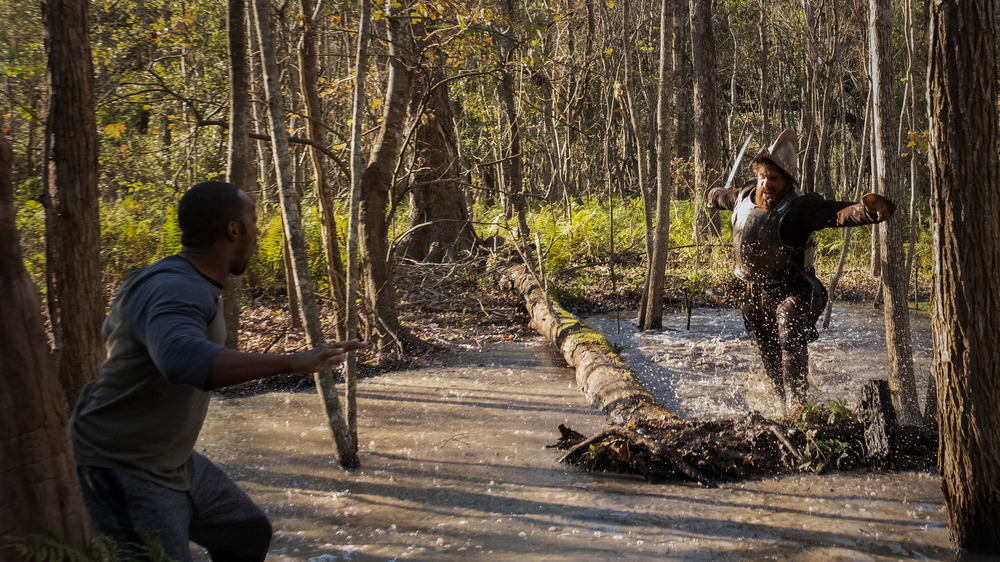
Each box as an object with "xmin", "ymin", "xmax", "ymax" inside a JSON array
[{"xmin": 104, "ymin": 123, "xmax": 127, "ymax": 139}]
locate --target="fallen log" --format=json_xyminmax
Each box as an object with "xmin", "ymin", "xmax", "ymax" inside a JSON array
[
  {"xmin": 497, "ymin": 261, "xmax": 937, "ymax": 484},
  {"xmin": 496, "ymin": 263, "xmax": 677, "ymax": 424}
]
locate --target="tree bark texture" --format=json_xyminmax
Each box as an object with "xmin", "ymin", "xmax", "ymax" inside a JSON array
[
  {"xmin": 358, "ymin": 6, "xmax": 424, "ymax": 354},
  {"xmin": 1, "ymin": 134, "xmax": 92, "ymax": 554},
  {"xmin": 252, "ymin": 0, "xmax": 357, "ymax": 467},
  {"xmin": 400, "ymin": 45, "xmax": 477, "ymax": 263},
  {"xmin": 299, "ymin": 0, "xmax": 348, "ymax": 339},
  {"xmin": 689, "ymin": 0, "xmax": 722, "ymax": 240},
  {"xmin": 346, "ymin": 0, "xmax": 372, "ymax": 455},
  {"xmin": 671, "ymin": 0, "xmax": 691, "ymax": 164},
  {"xmin": 868, "ymin": 0, "xmax": 920, "ymax": 423},
  {"xmin": 641, "ymin": 0, "xmax": 674, "ymax": 331},
  {"xmin": 496, "ymin": 0, "xmax": 530, "ymax": 243},
  {"xmin": 224, "ymin": 0, "xmax": 255, "ymax": 349},
  {"xmin": 42, "ymin": 0, "xmax": 103, "ymax": 410},
  {"xmin": 497, "ymin": 263, "xmax": 677, "ymax": 424},
  {"xmin": 927, "ymin": 0, "xmax": 1000, "ymax": 551}
]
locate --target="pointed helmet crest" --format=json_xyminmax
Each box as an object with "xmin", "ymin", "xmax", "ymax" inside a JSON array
[{"xmin": 751, "ymin": 129, "xmax": 799, "ymax": 184}]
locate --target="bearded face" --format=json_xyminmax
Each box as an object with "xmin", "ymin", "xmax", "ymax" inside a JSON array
[{"xmin": 754, "ymin": 164, "xmax": 790, "ymax": 210}]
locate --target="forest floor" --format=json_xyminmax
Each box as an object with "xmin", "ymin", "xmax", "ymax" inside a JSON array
[{"xmin": 194, "ymin": 259, "xmax": 964, "ymax": 560}]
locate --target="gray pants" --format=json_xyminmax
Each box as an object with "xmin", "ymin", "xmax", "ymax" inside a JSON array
[{"xmin": 78, "ymin": 452, "xmax": 271, "ymax": 561}]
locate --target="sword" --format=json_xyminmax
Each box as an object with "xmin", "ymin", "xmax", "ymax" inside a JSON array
[{"xmin": 724, "ymin": 134, "xmax": 753, "ymax": 189}]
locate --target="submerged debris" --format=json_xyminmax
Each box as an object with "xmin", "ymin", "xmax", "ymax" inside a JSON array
[{"xmin": 553, "ymin": 394, "xmax": 937, "ymax": 486}]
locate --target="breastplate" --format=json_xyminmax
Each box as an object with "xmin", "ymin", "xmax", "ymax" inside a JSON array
[{"xmin": 731, "ymin": 189, "xmax": 814, "ymax": 283}]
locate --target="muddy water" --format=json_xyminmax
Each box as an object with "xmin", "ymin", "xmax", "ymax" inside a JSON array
[
  {"xmin": 195, "ymin": 318, "xmax": 956, "ymax": 561},
  {"xmin": 586, "ymin": 302, "xmax": 933, "ymax": 420}
]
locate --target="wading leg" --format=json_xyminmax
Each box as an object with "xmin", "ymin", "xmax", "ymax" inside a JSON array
[
  {"xmin": 777, "ymin": 296, "xmax": 812, "ymax": 411},
  {"xmin": 742, "ymin": 303, "xmax": 784, "ymax": 398}
]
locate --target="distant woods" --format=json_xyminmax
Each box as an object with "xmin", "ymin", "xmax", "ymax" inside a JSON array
[{"xmin": 4, "ymin": 0, "xmax": 944, "ymax": 343}]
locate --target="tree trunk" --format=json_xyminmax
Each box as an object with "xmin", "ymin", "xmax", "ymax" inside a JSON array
[
  {"xmin": 41, "ymin": 0, "xmax": 103, "ymax": 410},
  {"xmin": 671, "ymin": 0, "xmax": 691, "ymax": 164},
  {"xmin": 497, "ymin": 0, "xmax": 530, "ymax": 244},
  {"xmin": 757, "ymin": 0, "xmax": 770, "ymax": 142},
  {"xmin": 624, "ymin": 0, "xmax": 655, "ymax": 326},
  {"xmin": 252, "ymin": 0, "xmax": 357, "ymax": 467},
  {"xmin": 927, "ymin": 0, "xmax": 1000, "ymax": 551},
  {"xmin": 298, "ymin": 0, "xmax": 348, "ymax": 339},
  {"xmin": 1, "ymin": 134, "xmax": 91, "ymax": 555},
  {"xmin": 224, "ymin": 0, "xmax": 254, "ymax": 349},
  {"xmin": 400, "ymin": 44, "xmax": 477, "ymax": 263},
  {"xmin": 869, "ymin": 0, "xmax": 920, "ymax": 423},
  {"xmin": 689, "ymin": 0, "xmax": 722, "ymax": 241},
  {"xmin": 358, "ymin": 5, "xmax": 425, "ymax": 355},
  {"xmin": 345, "ymin": 0, "xmax": 372, "ymax": 455},
  {"xmin": 641, "ymin": 0, "xmax": 674, "ymax": 331}
]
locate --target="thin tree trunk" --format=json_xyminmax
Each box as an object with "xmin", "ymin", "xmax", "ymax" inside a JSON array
[
  {"xmin": 623, "ymin": 0, "xmax": 655, "ymax": 325},
  {"xmin": 358, "ymin": 2, "xmax": 425, "ymax": 354},
  {"xmin": 869, "ymin": 0, "xmax": 920, "ymax": 423},
  {"xmin": 823, "ymin": 92, "xmax": 870, "ymax": 329},
  {"xmin": 690, "ymin": 0, "xmax": 722, "ymax": 241},
  {"xmin": 41, "ymin": 0, "xmax": 103, "ymax": 410},
  {"xmin": 1, "ymin": 133, "xmax": 91, "ymax": 555},
  {"xmin": 345, "ymin": 0, "xmax": 372, "ymax": 446},
  {"xmin": 252, "ymin": 0, "xmax": 357, "ymax": 467},
  {"xmin": 497, "ymin": 0, "xmax": 530, "ymax": 244},
  {"xmin": 927, "ymin": 0, "xmax": 1000, "ymax": 551},
  {"xmin": 224, "ymin": 0, "xmax": 255, "ymax": 349},
  {"xmin": 672, "ymin": 0, "xmax": 691, "ymax": 164},
  {"xmin": 298, "ymin": 0, "xmax": 348, "ymax": 340},
  {"xmin": 641, "ymin": 0, "xmax": 674, "ymax": 331}
]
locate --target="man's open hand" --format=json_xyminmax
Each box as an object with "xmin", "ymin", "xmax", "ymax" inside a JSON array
[{"xmin": 291, "ymin": 339, "xmax": 368, "ymax": 374}]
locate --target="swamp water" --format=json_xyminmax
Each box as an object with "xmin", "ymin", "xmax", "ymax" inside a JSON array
[
  {"xmin": 584, "ymin": 302, "xmax": 933, "ymax": 420},
  {"xmin": 195, "ymin": 304, "xmax": 958, "ymax": 560}
]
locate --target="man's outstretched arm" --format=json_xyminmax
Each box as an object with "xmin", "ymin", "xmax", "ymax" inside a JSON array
[{"xmin": 203, "ymin": 339, "xmax": 368, "ymax": 390}]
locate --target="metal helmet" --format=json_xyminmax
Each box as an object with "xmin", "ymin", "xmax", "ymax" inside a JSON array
[{"xmin": 751, "ymin": 129, "xmax": 798, "ymax": 184}]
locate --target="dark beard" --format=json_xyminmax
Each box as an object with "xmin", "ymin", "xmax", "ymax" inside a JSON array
[{"xmin": 758, "ymin": 189, "xmax": 781, "ymax": 209}]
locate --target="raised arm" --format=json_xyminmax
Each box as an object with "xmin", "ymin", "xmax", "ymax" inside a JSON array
[
  {"xmin": 781, "ymin": 193, "xmax": 896, "ymax": 248},
  {"xmin": 706, "ymin": 185, "xmax": 742, "ymax": 211}
]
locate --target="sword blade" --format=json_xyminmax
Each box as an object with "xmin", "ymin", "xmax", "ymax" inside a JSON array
[{"xmin": 724, "ymin": 134, "xmax": 754, "ymax": 190}]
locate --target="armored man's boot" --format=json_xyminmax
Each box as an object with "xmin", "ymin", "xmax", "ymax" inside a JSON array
[{"xmin": 782, "ymin": 345, "xmax": 810, "ymax": 416}]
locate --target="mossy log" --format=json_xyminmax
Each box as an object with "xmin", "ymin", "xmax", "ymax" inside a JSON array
[
  {"xmin": 497, "ymin": 262, "xmax": 937, "ymax": 484},
  {"xmin": 496, "ymin": 263, "xmax": 677, "ymax": 424}
]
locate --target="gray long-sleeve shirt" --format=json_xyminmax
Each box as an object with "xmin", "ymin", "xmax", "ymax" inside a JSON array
[{"xmin": 70, "ymin": 255, "xmax": 225, "ymax": 490}]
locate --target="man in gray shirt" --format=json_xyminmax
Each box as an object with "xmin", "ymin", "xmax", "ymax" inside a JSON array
[{"xmin": 70, "ymin": 181, "xmax": 365, "ymax": 561}]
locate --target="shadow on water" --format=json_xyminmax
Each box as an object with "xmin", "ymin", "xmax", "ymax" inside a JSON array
[{"xmin": 196, "ymin": 335, "xmax": 953, "ymax": 560}]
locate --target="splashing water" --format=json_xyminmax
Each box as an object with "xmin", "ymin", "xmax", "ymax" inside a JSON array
[{"xmin": 585, "ymin": 303, "xmax": 932, "ymax": 420}]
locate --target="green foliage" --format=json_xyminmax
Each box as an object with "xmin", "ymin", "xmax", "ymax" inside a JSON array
[
  {"xmin": 791, "ymin": 401, "xmax": 857, "ymax": 474},
  {"xmin": 798, "ymin": 434, "xmax": 852, "ymax": 474},
  {"xmin": 14, "ymin": 192, "xmax": 46, "ymax": 286},
  {"xmin": 797, "ymin": 399, "xmax": 858, "ymax": 428},
  {"xmin": 531, "ymin": 197, "xmax": 647, "ymax": 272},
  {"xmin": 3, "ymin": 534, "xmax": 96, "ymax": 562},
  {"xmin": 101, "ymin": 184, "xmax": 182, "ymax": 282},
  {"xmin": 241, "ymin": 206, "xmax": 343, "ymax": 297},
  {"xmin": 245, "ymin": 212, "xmax": 288, "ymax": 294}
]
